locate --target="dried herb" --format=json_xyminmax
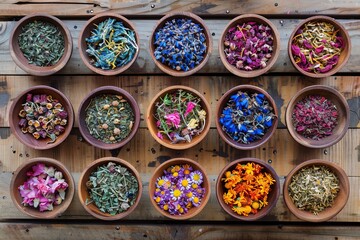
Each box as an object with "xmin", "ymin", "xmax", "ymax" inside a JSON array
[
  {"xmin": 219, "ymin": 91, "xmax": 276, "ymax": 144},
  {"xmin": 86, "ymin": 18, "xmax": 138, "ymax": 70},
  {"xmin": 153, "ymin": 18, "xmax": 207, "ymax": 71},
  {"xmin": 222, "ymin": 162, "xmax": 275, "ymax": 216},
  {"xmin": 85, "ymin": 162, "xmax": 139, "ymax": 215},
  {"xmin": 85, "ymin": 94, "xmax": 134, "ymax": 143},
  {"xmin": 18, "ymin": 20, "xmax": 65, "ymax": 67},
  {"xmin": 288, "ymin": 165, "xmax": 340, "ymax": 215},
  {"xmin": 18, "ymin": 93, "xmax": 68, "ymax": 144},
  {"xmin": 224, "ymin": 22, "xmax": 274, "ymax": 71},
  {"xmin": 154, "ymin": 89, "xmax": 207, "ymax": 144},
  {"xmin": 291, "ymin": 21, "xmax": 344, "ymax": 73},
  {"xmin": 153, "ymin": 164, "xmax": 206, "ymax": 215},
  {"xmin": 292, "ymin": 95, "xmax": 338, "ymax": 140}
]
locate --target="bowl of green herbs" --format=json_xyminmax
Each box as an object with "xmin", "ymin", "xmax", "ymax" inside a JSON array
[{"xmin": 9, "ymin": 13, "xmax": 72, "ymax": 76}]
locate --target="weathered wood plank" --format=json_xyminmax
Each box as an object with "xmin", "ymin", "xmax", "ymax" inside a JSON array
[
  {"xmin": 0, "ymin": 19, "xmax": 360, "ymax": 75},
  {"xmin": 1, "ymin": 1, "xmax": 360, "ymax": 16}
]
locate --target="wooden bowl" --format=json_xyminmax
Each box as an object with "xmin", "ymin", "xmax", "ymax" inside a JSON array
[
  {"xmin": 10, "ymin": 157, "xmax": 75, "ymax": 219},
  {"xmin": 216, "ymin": 158, "xmax": 280, "ymax": 221},
  {"xmin": 283, "ymin": 159, "xmax": 350, "ymax": 222},
  {"xmin": 215, "ymin": 85, "xmax": 278, "ymax": 150},
  {"xmin": 146, "ymin": 85, "xmax": 211, "ymax": 150},
  {"xmin": 9, "ymin": 13, "xmax": 72, "ymax": 76},
  {"xmin": 78, "ymin": 86, "xmax": 140, "ymax": 150},
  {"xmin": 288, "ymin": 16, "xmax": 351, "ymax": 78},
  {"xmin": 149, "ymin": 12, "xmax": 212, "ymax": 77},
  {"xmin": 78, "ymin": 157, "xmax": 142, "ymax": 221},
  {"xmin": 78, "ymin": 13, "xmax": 140, "ymax": 75},
  {"xmin": 149, "ymin": 158, "xmax": 210, "ymax": 220},
  {"xmin": 219, "ymin": 14, "xmax": 280, "ymax": 78},
  {"xmin": 9, "ymin": 85, "xmax": 74, "ymax": 150},
  {"xmin": 285, "ymin": 85, "xmax": 349, "ymax": 148}
]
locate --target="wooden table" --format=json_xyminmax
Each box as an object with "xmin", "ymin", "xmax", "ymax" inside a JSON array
[{"xmin": 0, "ymin": 1, "xmax": 359, "ymax": 239}]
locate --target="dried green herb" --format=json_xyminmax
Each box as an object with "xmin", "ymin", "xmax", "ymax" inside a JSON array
[
  {"xmin": 85, "ymin": 94, "xmax": 134, "ymax": 143},
  {"xmin": 85, "ymin": 162, "xmax": 139, "ymax": 215},
  {"xmin": 288, "ymin": 165, "xmax": 340, "ymax": 215},
  {"xmin": 18, "ymin": 20, "xmax": 65, "ymax": 66}
]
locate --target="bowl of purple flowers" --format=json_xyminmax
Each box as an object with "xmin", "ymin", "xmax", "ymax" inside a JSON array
[
  {"xmin": 288, "ymin": 16, "xmax": 351, "ymax": 78},
  {"xmin": 149, "ymin": 158, "xmax": 210, "ymax": 220},
  {"xmin": 9, "ymin": 85, "xmax": 74, "ymax": 150},
  {"xmin": 150, "ymin": 12, "xmax": 212, "ymax": 77},
  {"xmin": 216, "ymin": 85, "xmax": 278, "ymax": 150},
  {"xmin": 219, "ymin": 14, "xmax": 280, "ymax": 78}
]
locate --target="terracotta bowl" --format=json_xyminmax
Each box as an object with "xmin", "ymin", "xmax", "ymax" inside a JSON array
[
  {"xmin": 78, "ymin": 86, "xmax": 140, "ymax": 150},
  {"xmin": 219, "ymin": 14, "xmax": 280, "ymax": 78},
  {"xmin": 149, "ymin": 12, "xmax": 212, "ymax": 77},
  {"xmin": 10, "ymin": 157, "xmax": 75, "ymax": 219},
  {"xmin": 288, "ymin": 16, "xmax": 351, "ymax": 78},
  {"xmin": 283, "ymin": 159, "xmax": 349, "ymax": 222},
  {"xmin": 78, "ymin": 157, "xmax": 142, "ymax": 220},
  {"xmin": 285, "ymin": 85, "xmax": 349, "ymax": 148},
  {"xmin": 215, "ymin": 85, "xmax": 278, "ymax": 150},
  {"xmin": 78, "ymin": 13, "xmax": 140, "ymax": 75},
  {"xmin": 216, "ymin": 158, "xmax": 280, "ymax": 221},
  {"xmin": 149, "ymin": 158, "xmax": 210, "ymax": 220},
  {"xmin": 9, "ymin": 85, "xmax": 74, "ymax": 150},
  {"xmin": 146, "ymin": 85, "xmax": 211, "ymax": 150},
  {"xmin": 9, "ymin": 13, "xmax": 72, "ymax": 76}
]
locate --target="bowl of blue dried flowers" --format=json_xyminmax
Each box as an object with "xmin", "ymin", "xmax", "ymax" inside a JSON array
[
  {"xmin": 9, "ymin": 85, "xmax": 74, "ymax": 150},
  {"xmin": 79, "ymin": 13, "xmax": 140, "ymax": 76},
  {"xmin": 78, "ymin": 86, "xmax": 141, "ymax": 150},
  {"xmin": 216, "ymin": 85, "xmax": 278, "ymax": 150},
  {"xmin": 150, "ymin": 12, "xmax": 212, "ymax": 77},
  {"xmin": 219, "ymin": 14, "xmax": 280, "ymax": 78},
  {"xmin": 78, "ymin": 157, "xmax": 142, "ymax": 220},
  {"xmin": 10, "ymin": 13, "xmax": 73, "ymax": 76}
]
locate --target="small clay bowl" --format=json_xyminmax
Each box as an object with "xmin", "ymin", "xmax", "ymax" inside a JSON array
[
  {"xmin": 78, "ymin": 13, "xmax": 140, "ymax": 75},
  {"xmin": 285, "ymin": 85, "xmax": 349, "ymax": 148},
  {"xmin": 9, "ymin": 13, "xmax": 72, "ymax": 76},
  {"xmin": 149, "ymin": 12, "xmax": 212, "ymax": 77},
  {"xmin": 149, "ymin": 158, "xmax": 210, "ymax": 220},
  {"xmin": 283, "ymin": 159, "xmax": 349, "ymax": 222},
  {"xmin": 288, "ymin": 16, "xmax": 351, "ymax": 78},
  {"xmin": 78, "ymin": 157, "xmax": 142, "ymax": 221},
  {"xmin": 10, "ymin": 157, "xmax": 75, "ymax": 219},
  {"xmin": 146, "ymin": 85, "xmax": 211, "ymax": 150},
  {"xmin": 9, "ymin": 85, "xmax": 74, "ymax": 150},
  {"xmin": 219, "ymin": 14, "xmax": 280, "ymax": 78},
  {"xmin": 78, "ymin": 86, "xmax": 140, "ymax": 150},
  {"xmin": 216, "ymin": 158, "xmax": 280, "ymax": 221},
  {"xmin": 215, "ymin": 85, "xmax": 278, "ymax": 150}
]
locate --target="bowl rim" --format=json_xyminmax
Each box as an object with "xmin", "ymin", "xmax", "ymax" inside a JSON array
[
  {"xmin": 9, "ymin": 157, "xmax": 75, "ymax": 219},
  {"xmin": 9, "ymin": 13, "xmax": 73, "ymax": 76},
  {"xmin": 215, "ymin": 84, "xmax": 278, "ymax": 150},
  {"xmin": 215, "ymin": 158, "xmax": 280, "ymax": 221},
  {"xmin": 146, "ymin": 85, "xmax": 211, "ymax": 150},
  {"xmin": 148, "ymin": 157, "xmax": 211, "ymax": 220},
  {"xmin": 149, "ymin": 11, "xmax": 213, "ymax": 77},
  {"xmin": 218, "ymin": 13, "xmax": 281, "ymax": 78},
  {"xmin": 283, "ymin": 159, "xmax": 350, "ymax": 222},
  {"xmin": 77, "ymin": 157, "xmax": 142, "ymax": 221},
  {"xmin": 8, "ymin": 85, "xmax": 75, "ymax": 150},
  {"xmin": 78, "ymin": 12, "xmax": 140, "ymax": 76},
  {"xmin": 285, "ymin": 85, "xmax": 350, "ymax": 148},
  {"xmin": 287, "ymin": 15, "xmax": 351, "ymax": 78},
  {"xmin": 77, "ymin": 85, "xmax": 141, "ymax": 150}
]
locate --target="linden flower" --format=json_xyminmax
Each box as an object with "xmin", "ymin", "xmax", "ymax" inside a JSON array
[
  {"xmin": 197, "ymin": 109, "xmax": 206, "ymax": 120},
  {"xmin": 187, "ymin": 118, "xmax": 199, "ymax": 130}
]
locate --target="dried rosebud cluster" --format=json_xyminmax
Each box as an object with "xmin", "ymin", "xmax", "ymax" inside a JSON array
[
  {"xmin": 224, "ymin": 22, "xmax": 274, "ymax": 71},
  {"xmin": 19, "ymin": 163, "xmax": 68, "ymax": 212},
  {"xmin": 18, "ymin": 94, "xmax": 68, "ymax": 144},
  {"xmin": 153, "ymin": 18, "xmax": 207, "ymax": 72}
]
